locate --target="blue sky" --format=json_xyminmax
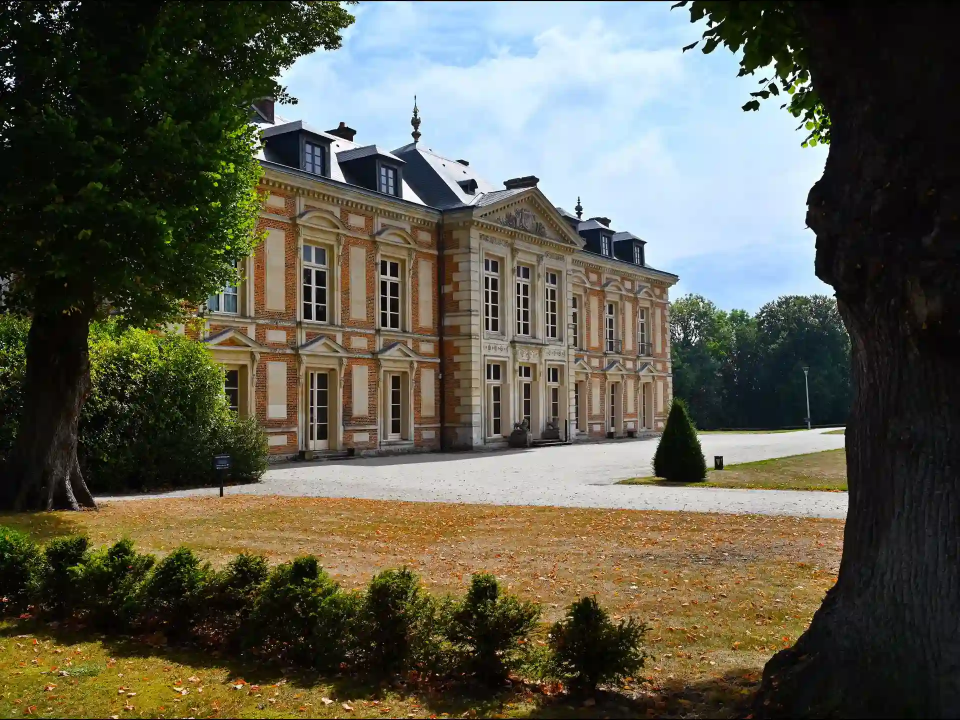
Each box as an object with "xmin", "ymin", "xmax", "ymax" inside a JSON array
[{"xmin": 277, "ymin": 1, "xmax": 833, "ymax": 313}]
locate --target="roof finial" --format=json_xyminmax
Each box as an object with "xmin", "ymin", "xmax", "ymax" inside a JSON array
[
  {"xmin": 411, "ymin": 95, "xmax": 421, "ymax": 145},
  {"xmin": 575, "ymin": 196, "xmax": 583, "ymax": 219}
]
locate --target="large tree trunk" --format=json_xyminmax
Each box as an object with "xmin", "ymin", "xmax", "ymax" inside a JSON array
[
  {"xmin": 0, "ymin": 309, "xmax": 96, "ymax": 511},
  {"xmin": 755, "ymin": 3, "xmax": 960, "ymax": 717}
]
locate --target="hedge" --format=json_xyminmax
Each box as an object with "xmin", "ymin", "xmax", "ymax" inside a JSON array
[
  {"xmin": 0, "ymin": 529, "xmax": 646, "ymax": 694},
  {"xmin": 652, "ymin": 398, "xmax": 708, "ymax": 482},
  {"xmin": 0, "ymin": 314, "xmax": 267, "ymax": 493}
]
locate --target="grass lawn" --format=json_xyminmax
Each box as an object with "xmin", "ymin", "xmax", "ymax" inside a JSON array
[
  {"xmin": 823, "ymin": 429, "xmax": 845, "ymax": 435},
  {"xmin": 619, "ymin": 449, "xmax": 847, "ymax": 492},
  {"xmin": 0, "ymin": 499, "xmax": 843, "ymax": 719}
]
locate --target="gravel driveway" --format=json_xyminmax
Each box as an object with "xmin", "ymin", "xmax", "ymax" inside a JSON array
[{"xmin": 100, "ymin": 429, "xmax": 848, "ymax": 519}]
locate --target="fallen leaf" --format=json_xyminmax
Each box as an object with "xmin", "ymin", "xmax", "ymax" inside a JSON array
[{"xmin": 343, "ymin": 703, "xmax": 354, "ymax": 711}]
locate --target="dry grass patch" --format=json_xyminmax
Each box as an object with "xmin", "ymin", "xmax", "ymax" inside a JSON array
[
  {"xmin": 621, "ymin": 449, "xmax": 847, "ymax": 492},
  {"xmin": 0, "ymin": 499, "xmax": 844, "ymax": 718}
]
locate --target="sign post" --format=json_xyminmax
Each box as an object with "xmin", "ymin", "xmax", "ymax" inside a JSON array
[{"xmin": 214, "ymin": 454, "xmax": 232, "ymax": 498}]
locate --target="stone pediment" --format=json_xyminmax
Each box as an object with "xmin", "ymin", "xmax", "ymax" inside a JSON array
[
  {"xmin": 299, "ymin": 335, "xmax": 352, "ymax": 356},
  {"xmin": 573, "ymin": 357, "xmax": 593, "ymax": 374},
  {"xmin": 203, "ymin": 328, "xmax": 266, "ymax": 351},
  {"xmin": 475, "ymin": 190, "xmax": 584, "ymax": 250},
  {"xmin": 603, "ymin": 360, "xmax": 630, "ymax": 374},
  {"xmin": 637, "ymin": 362, "xmax": 656, "ymax": 375},
  {"xmin": 378, "ymin": 341, "xmax": 424, "ymax": 360}
]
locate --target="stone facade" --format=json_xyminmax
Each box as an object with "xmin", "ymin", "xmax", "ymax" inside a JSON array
[{"xmin": 190, "ymin": 109, "xmax": 677, "ymax": 460}]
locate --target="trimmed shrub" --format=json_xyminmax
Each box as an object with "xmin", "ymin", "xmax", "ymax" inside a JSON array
[
  {"xmin": 199, "ymin": 552, "xmax": 269, "ymax": 649},
  {"xmin": 358, "ymin": 567, "xmax": 439, "ymax": 675},
  {"xmin": 245, "ymin": 556, "xmax": 358, "ymax": 669},
  {"xmin": 449, "ymin": 572, "xmax": 541, "ymax": 684},
  {"xmin": 652, "ymin": 399, "xmax": 707, "ymax": 482},
  {"xmin": 40, "ymin": 536, "xmax": 89, "ymax": 618},
  {"xmin": 138, "ymin": 547, "xmax": 211, "ymax": 638},
  {"xmin": 549, "ymin": 596, "xmax": 647, "ymax": 694},
  {"xmin": 0, "ymin": 525, "xmax": 42, "ymax": 612},
  {"xmin": 80, "ymin": 538, "xmax": 155, "ymax": 630},
  {"xmin": 0, "ymin": 315, "xmax": 268, "ymax": 492}
]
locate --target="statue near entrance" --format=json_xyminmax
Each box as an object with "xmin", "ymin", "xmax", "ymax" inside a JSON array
[{"xmin": 508, "ymin": 418, "xmax": 532, "ymax": 448}]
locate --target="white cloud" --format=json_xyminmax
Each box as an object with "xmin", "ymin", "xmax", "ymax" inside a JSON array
[{"xmin": 277, "ymin": 1, "xmax": 830, "ymax": 311}]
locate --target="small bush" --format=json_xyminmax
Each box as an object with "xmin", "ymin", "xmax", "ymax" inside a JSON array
[
  {"xmin": 40, "ymin": 536, "xmax": 89, "ymax": 618},
  {"xmin": 245, "ymin": 556, "xmax": 357, "ymax": 669},
  {"xmin": 0, "ymin": 315, "xmax": 29, "ymax": 460},
  {"xmin": 80, "ymin": 538, "xmax": 155, "ymax": 630},
  {"xmin": 212, "ymin": 415, "xmax": 269, "ymax": 483},
  {"xmin": 549, "ymin": 596, "xmax": 647, "ymax": 694},
  {"xmin": 652, "ymin": 399, "xmax": 707, "ymax": 482},
  {"xmin": 0, "ymin": 526, "xmax": 42, "ymax": 612},
  {"xmin": 139, "ymin": 547, "xmax": 211, "ymax": 638},
  {"xmin": 359, "ymin": 568, "xmax": 439, "ymax": 675},
  {"xmin": 198, "ymin": 553, "xmax": 269, "ymax": 650},
  {"xmin": 449, "ymin": 572, "xmax": 541, "ymax": 684}
]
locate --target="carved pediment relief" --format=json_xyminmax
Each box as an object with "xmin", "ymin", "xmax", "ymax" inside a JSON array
[
  {"xmin": 476, "ymin": 191, "xmax": 584, "ymax": 249},
  {"xmin": 497, "ymin": 207, "xmax": 547, "ymax": 237}
]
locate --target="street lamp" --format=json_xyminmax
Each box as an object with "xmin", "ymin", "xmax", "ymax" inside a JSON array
[{"xmin": 802, "ymin": 366, "xmax": 811, "ymax": 430}]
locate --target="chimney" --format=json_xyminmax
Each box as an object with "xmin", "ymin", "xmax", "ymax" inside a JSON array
[
  {"xmin": 503, "ymin": 175, "xmax": 539, "ymax": 190},
  {"xmin": 589, "ymin": 216, "xmax": 611, "ymax": 227},
  {"xmin": 327, "ymin": 122, "xmax": 357, "ymax": 142},
  {"xmin": 252, "ymin": 98, "xmax": 275, "ymax": 124},
  {"xmin": 456, "ymin": 159, "xmax": 470, "ymax": 166}
]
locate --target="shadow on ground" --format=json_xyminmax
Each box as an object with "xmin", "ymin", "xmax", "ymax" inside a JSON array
[{"xmin": 2, "ymin": 621, "xmax": 758, "ymax": 719}]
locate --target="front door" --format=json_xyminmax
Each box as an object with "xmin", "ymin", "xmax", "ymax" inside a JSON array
[{"xmin": 308, "ymin": 371, "xmax": 330, "ymax": 451}]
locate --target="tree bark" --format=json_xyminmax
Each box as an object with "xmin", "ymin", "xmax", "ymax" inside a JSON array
[
  {"xmin": 755, "ymin": 3, "xmax": 960, "ymax": 717},
  {"xmin": 0, "ymin": 309, "xmax": 96, "ymax": 511}
]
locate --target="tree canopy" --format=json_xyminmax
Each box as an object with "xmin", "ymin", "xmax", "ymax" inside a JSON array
[
  {"xmin": 671, "ymin": 294, "xmax": 851, "ymax": 429},
  {"xmin": 0, "ymin": 1, "xmax": 355, "ymax": 325},
  {"xmin": 675, "ymin": 1, "xmax": 829, "ymax": 147}
]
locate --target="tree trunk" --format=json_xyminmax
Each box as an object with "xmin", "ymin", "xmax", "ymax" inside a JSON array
[
  {"xmin": 0, "ymin": 309, "xmax": 96, "ymax": 511},
  {"xmin": 755, "ymin": 3, "xmax": 960, "ymax": 717}
]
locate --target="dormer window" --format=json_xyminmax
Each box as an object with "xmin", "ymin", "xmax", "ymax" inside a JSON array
[
  {"xmin": 304, "ymin": 141, "xmax": 325, "ymax": 175},
  {"xmin": 601, "ymin": 235, "xmax": 610, "ymax": 256},
  {"xmin": 379, "ymin": 165, "xmax": 398, "ymax": 196},
  {"xmin": 633, "ymin": 244, "xmax": 644, "ymax": 265}
]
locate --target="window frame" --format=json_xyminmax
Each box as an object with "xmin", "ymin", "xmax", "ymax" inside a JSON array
[
  {"xmin": 518, "ymin": 364, "xmax": 533, "ymax": 427},
  {"xmin": 207, "ymin": 262, "xmax": 240, "ymax": 315},
  {"xmin": 546, "ymin": 366, "xmax": 561, "ymax": 423},
  {"xmin": 515, "ymin": 264, "xmax": 532, "ymax": 337},
  {"xmin": 483, "ymin": 257, "xmax": 501, "ymax": 334},
  {"xmin": 634, "ymin": 244, "xmax": 643, "ymax": 265},
  {"xmin": 605, "ymin": 302, "xmax": 617, "ymax": 353},
  {"xmin": 601, "ymin": 235, "xmax": 610, "ymax": 256},
  {"xmin": 379, "ymin": 163, "xmax": 399, "ymax": 196},
  {"xmin": 485, "ymin": 362, "xmax": 504, "ymax": 438},
  {"xmin": 571, "ymin": 294, "xmax": 582, "ymax": 349},
  {"xmin": 304, "ymin": 141, "xmax": 325, "ymax": 175},
  {"xmin": 302, "ymin": 243, "xmax": 330, "ymax": 324},
  {"xmin": 224, "ymin": 368, "xmax": 241, "ymax": 414},
  {"xmin": 638, "ymin": 307, "xmax": 648, "ymax": 355},
  {"xmin": 379, "ymin": 258, "xmax": 403, "ymax": 330},
  {"xmin": 545, "ymin": 270, "xmax": 559, "ymax": 340}
]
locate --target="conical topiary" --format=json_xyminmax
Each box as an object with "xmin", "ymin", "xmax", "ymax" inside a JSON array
[{"xmin": 652, "ymin": 399, "xmax": 707, "ymax": 482}]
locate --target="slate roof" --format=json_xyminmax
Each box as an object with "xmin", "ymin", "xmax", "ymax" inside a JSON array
[
  {"xmin": 337, "ymin": 144, "xmax": 405, "ymax": 164},
  {"xmin": 472, "ymin": 188, "xmax": 528, "ymax": 207},
  {"xmin": 613, "ymin": 231, "xmax": 644, "ymax": 244},
  {"xmin": 577, "ymin": 219, "xmax": 610, "ymax": 232},
  {"xmin": 392, "ymin": 143, "xmax": 498, "ymax": 209}
]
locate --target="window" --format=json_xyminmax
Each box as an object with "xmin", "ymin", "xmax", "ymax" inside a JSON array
[
  {"xmin": 516, "ymin": 265, "xmax": 531, "ymax": 336},
  {"xmin": 389, "ymin": 374, "xmax": 402, "ymax": 438},
  {"xmin": 545, "ymin": 271, "xmax": 558, "ymax": 339},
  {"xmin": 610, "ymin": 383, "xmax": 617, "ymax": 432},
  {"xmin": 601, "ymin": 235, "xmax": 610, "ymax": 256},
  {"xmin": 641, "ymin": 383, "xmax": 649, "ymax": 429},
  {"xmin": 638, "ymin": 308, "xmax": 648, "ymax": 355},
  {"xmin": 304, "ymin": 142, "xmax": 325, "ymax": 175},
  {"xmin": 605, "ymin": 302, "xmax": 616, "ymax": 352},
  {"xmin": 486, "ymin": 362, "xmax": 503, "ymax": 437},
  {"xmin": 547, "ymin": 367, "xmax": 561, "ymax": 422},
  {"xmin": 302, "ymin": 244, "xmax": 328, "ymax": 322},
  {"xmin": 380, "ymin": 259, "xmax": 401, "ymax": 329},
  {"xmin": 224, "ymin": 369, "xmax": 240, "ymax": 413},
  {"xmin": 484, "ymin": 258, "xmax": 501, "ymax": 333},
  {"xmin": 208, "ymin": 263, "xmax": 239, "ymax": 314},
  {"xmin": 518, "ymin": 365, "xmax": 533, "ymax": 426},
  {"xmin": 572, "ymin": 383, "xmax": 580, "ymax": 431},
  {"xmin": 379, "ymin": 165, "xmax": 398, "ymax": 196},
  {"xmin": 571, "ymin": 295, "xmax": 581, "ymax": 349},
  {"xmin": 634, "ymin": 244, "xmax": 644, "ymax": 265}
]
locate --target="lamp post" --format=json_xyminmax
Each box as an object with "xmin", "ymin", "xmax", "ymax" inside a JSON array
[{"xmin": 802, "ymin": 366, "xmax": 811, "ymax": 430}]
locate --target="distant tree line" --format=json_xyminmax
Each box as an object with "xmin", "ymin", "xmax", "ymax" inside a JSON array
[{"xmin": 670, "ymin": 294, "xmax": 851, "ymax": 430}]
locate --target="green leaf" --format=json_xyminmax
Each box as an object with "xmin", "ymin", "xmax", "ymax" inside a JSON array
[
  {"xmin": 682, "ymin": 41, "xmax": 699, "ymax": 52},
  {"xmin": 742, "ymin": 100, "xmax": 761, "ymax": 112}
]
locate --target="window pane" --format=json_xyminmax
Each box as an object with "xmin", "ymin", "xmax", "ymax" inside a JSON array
[
  {"xmin": 207, "ymin": 294, "xmax": 220, "ymax": 312},
  {"xmin": 303, "ymin": 245, "xmax": 312, "ymax": 263},
  {"xmin": 223, "ymin": 292, "xmax": 238, "ymax": 314}
]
